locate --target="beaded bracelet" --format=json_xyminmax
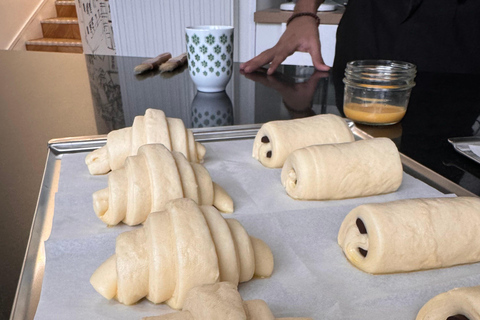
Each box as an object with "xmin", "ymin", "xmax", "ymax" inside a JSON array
[{"xmin": 286, "ymin": 12, "xmax": 321, "ymax": 26}]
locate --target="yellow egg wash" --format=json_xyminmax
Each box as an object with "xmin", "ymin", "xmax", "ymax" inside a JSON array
[{"xmin": 344, "ymin": 102, "xmax": 406, "ymax": 124}]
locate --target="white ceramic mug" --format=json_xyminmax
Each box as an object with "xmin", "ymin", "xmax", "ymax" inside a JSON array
[{"xmin": 185, "ymin": 25, "xmax": 234, "ymax": 92}]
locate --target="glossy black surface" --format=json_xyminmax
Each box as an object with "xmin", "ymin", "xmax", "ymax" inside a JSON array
[{"xmin": 1, "ymin": 50, "xmax": 479, "ymax": 319}]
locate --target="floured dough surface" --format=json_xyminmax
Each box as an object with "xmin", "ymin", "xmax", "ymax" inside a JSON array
[
  {"xmin": 90, "ymin": 199, "xmax": 274, "ymax": 309},
  {"xmin": 416, "ymin": 285, "xmax": 480, "ymax": 320},
  {"xmin": 85, "ymin": 108, "xmax": 205, "ymax": 175},
  {"xmin": 281, "ymin": 138, "xmax": 402, "ymax": 200},
  {"xmin": 92, "ymin": 143, "xmax": 233, "ymax": 226},
  {"xmin": 252, "ymin": 114, "xmax": 354, "ymax": 168},
  {"xmin": 142, "ymin": 282, "xmax": 313, "ymax": 320},
  {"xmin": 338, "ymin": 197, "xmax": 480, "ymax": 274}
]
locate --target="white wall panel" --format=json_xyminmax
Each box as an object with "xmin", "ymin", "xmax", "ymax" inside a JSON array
[{"xmin": 110, "ymin": 0, "xmax": 234, "ymax": 58}]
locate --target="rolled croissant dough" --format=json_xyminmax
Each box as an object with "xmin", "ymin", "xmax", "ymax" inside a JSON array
[
  {"xmin": 252, "ymin": 114, "xmax": 354, "ymax": 168},
  {"xmin": 142, "ymin": 282, "xmax": 312, "ymax": 320},
  {"xmin": 85, "ymin": 108, "xmax": 206, "ymax": 175},
  {"xmin": 281, "ymin": 138, "xmax": 403, "ymax": 200},
  {"xmin": 90, "ymin": 198, "xmax": 274, "ymax": 309},
  {"xmin": 338, "ymin": 197, "xmax": 480, "ymax": 274},
  {"xmin": 416, "ymin": 285, "xmax": 480, "ymax": 320},
  {"xmin": 92, "ymin": 143, "xmax": 233, "ymax": 226}
]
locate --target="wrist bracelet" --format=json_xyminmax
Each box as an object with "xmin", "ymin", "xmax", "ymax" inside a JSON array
[{"xmin": 286, "ymin": 12, "xmax": 321, "ymax": 27}]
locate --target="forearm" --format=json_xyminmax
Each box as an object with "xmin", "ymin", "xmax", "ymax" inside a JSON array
[{"xmin": 293, "ymin": 0, "xmax": 324, "ymax": 13}]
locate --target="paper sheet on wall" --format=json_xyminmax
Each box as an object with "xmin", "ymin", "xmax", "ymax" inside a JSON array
[{"xmin": 34, "ymin": 139, "xmax": 480, "ymax": 320}]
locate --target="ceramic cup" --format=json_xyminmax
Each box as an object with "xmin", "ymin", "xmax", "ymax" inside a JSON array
[{"xmin": 185, "ymin": 25, "xmax": 234, "ymax": 92}]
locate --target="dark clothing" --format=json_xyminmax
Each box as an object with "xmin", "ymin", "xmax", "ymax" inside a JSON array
[{"xmin": 333, "ymin": 0, "xmax": 480, "ymax": 74}]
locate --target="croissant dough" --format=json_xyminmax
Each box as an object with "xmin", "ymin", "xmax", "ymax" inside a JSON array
[
  {"xmin": 92, "ymin": 143, "xmax": 233, "ymax": 226},
  {"xmin": 85, "ymin": 108, "xmax": 206, "ymax": 175},
  {"xmin": 337, "ymin": 197, "xmax": 480, "ymax": 274},
  {"xmin": 142, "ymin": 282, "xmax": 312, "ymax": 320},
  {"xmin": 90, "ymin": 199, "xmax": 274, "ymax": 309},
  {"xmin": 252, "ymin": 114, "xmax": 354, "ymax": 168},
  {"xmin": 281, "ymin": 138, "xmax": 402, "ymax": 200},
  {"xmin": 416, "ymin": 285, "xmax": 480, "ymax": 320}
]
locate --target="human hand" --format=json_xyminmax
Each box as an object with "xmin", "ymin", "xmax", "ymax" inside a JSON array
[{"xmin": 240, "ymin": 15, "xmax": 330, "ymax": 75}]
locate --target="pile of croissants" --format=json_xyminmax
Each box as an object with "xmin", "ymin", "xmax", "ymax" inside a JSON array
[{"xmin": 84, "ymin": 109, "xmax": 480, "ymax": 319}]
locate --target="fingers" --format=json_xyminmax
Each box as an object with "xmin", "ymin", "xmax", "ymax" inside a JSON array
[
  {"xmin": 240, "ymin": 49, "xmax": 275, "ymax": 73},
  {"xmin": 267, "ymin": 56, "xmax": 286, "ymax": 75},
  {"xmin": 309, "ymin": 45, "xmax": 330, "ymax": 72},
  {"xmin": 266, "ymin": 48, "xmax": 292, "ymax": 75}
]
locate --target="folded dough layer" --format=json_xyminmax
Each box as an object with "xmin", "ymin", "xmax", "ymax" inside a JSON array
[
  {"xmin": 416, "ymin": 286, "xmax": 480, "ymax": 320},
  {"xmin": 92, "ymin": 144, "xmax": 233, "ymax": 226},
  {"xmin": 142, "ymin": 282, "xmax": 312, "ymax": 320},
  {"xmin": 252, "ymin": 114, "xmax": 354, "ymax": 168},
  {"xmin": 281, "ymin": 138, "xmax": 402, "ymax": 200},
  {"xmin": 338, "ymin": 197, "xmax": 480, "ymax": 274},
  {"xmin": 90, "ymin": 199, "xmax": 274, "ymax": 309},
  {"xmin": 85, "ymin": 108, "xmax": 206, "ymax": 175}
]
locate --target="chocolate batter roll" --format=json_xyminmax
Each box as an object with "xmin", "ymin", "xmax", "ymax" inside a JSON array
[
  {"xmin": 338, "ymin": 197, "xmax": 480, "ymax": 274},
  {"xmin": 252, "ymin": 114, "xmax": 354, "ymax": 168},
  {"xmin": 281, "ymin": 138, "xmax": 402, "ymax": 200},
  {"xmin": 416, "ymin": 286, "xmax": 480, "ymax": 320}
]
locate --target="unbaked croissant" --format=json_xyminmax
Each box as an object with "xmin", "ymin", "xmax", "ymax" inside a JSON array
[
  {"xmin": 90, "ymin": 199, "xmax": 274, "ymax": 309},
  {"xmin": 416, "ymin": 285, "xmax": 480, "ymax": 320},
  {"xmin": 281, "ymin": 138, "xmax": 402, "ymax": 200},
  {"xmin": 92, "ymin": 143, "xmax": 233, "ymax": 226},
  {"xmin": 338, "ymin": 197, "xmax": 480, "ymax": 274},
  {"xmin": 142, "ymin": 282, "xmax": 311, "ymax": 320},
  {"xmin": 252, "ymin": 114, "xmax": 354, "ymax": 168},
  {"xmin": 85, "ymin": 108, "xmax": 206, "ymax": 175}
]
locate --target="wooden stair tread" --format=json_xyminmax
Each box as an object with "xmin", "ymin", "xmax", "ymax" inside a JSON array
[
  {"xmin": 26, "ymin": 0, "xmax": 82, "ymax": 53},
  {"xmin": 42, "ymin": 17, "xmax": 78, "ymax": 24},
  {"xmin": 26, "ymin": 38, "xmax": 82, "ymax": 46}
]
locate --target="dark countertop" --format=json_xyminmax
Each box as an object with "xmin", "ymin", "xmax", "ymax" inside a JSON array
[{"xmin": 1, "ymin": 50, "xmax": 480, "ymax": 319}]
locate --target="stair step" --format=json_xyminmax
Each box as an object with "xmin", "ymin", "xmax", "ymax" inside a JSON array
[
  {"xmin": 41, "ymin": 17, "xmax": 80, "ymax": 39},
  {"xmin": 56, "ymin": 0, "xmax": 77, "ymax": 18},
  {"xmin": 25, "ymin": 38, "xmax": 83, "ymax": 53}
]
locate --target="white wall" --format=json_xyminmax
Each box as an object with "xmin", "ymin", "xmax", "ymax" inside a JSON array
[
  {"xmin": 0, "ymin": 0, "xmax": 56, "ymax": 50},
  {"xmin": 110, "ymin": 0, "xmax": 235, "ymax": 58}
]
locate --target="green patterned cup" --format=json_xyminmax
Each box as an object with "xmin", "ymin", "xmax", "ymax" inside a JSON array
[{"xmin": 185, "ymin": 25, "xmax": 234, "ymax": 92}]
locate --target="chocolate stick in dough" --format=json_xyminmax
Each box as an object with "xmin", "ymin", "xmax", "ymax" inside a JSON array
[
  {"xmin": 252, "ymin": 114, "xmax": 354, "ymax": 168},
  {"xmin": 416, "ymin": 285, "xmax": 480, "ymax": 320},
  {"xmin": 281, "ymin": 138, "xmax": 403, "ymax": 200},
  {"xmin": 338, "ymin": 197, "xmax": 480, "ymax": 274}
]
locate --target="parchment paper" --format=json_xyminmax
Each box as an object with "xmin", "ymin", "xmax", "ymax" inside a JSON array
[{"xmin": 34, "ymin": 139, "xmax": 480, "ymax": 320}]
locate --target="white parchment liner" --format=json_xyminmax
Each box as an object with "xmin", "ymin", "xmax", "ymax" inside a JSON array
[{"xmin": 34, "ymin": 139, "xmax": 480, "ymax": 320}]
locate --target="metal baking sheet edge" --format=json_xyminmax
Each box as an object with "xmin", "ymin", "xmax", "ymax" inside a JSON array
[
  {"xmin": 448, "ymin": 136, "xmax": 480, "ymax": 165},
  {"xmin": 10, "ymin": 124, "xmax": 477, "ymax": 320}
]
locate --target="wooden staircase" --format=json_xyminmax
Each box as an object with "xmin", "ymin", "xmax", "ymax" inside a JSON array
[{"xmin": 25, "ymin": 0, "xmax": 83, "ymax": 53}]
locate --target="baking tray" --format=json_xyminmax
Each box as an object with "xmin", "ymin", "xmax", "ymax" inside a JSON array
[
  {"xmin": 449, "ymin": 136, "xmax": 480, "ymax": 165},
  {"xmin": 10, "ymin": 124, "xmax": 477, "ymax": 320}
]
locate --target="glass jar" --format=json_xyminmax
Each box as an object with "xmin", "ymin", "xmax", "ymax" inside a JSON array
[{"xmin": 343, "ymin": 60, "xmax": 416, "ymax": 126}]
